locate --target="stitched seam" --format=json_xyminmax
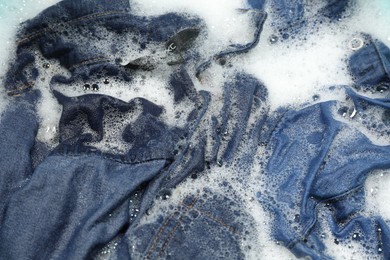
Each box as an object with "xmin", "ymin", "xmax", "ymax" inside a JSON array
[
  {"xmin": 16, "ymin": 10, "xmax": 127, "ymax": 46},
  {"xmin": 69, "ymin": 56, "xmax": 109, "ymax": 70},
  {"xmin": 145, "ymin": 194, "xmax": 200, "ymax": 259},
  {"xmin": 144, "ymin": 215, "xmax": 175, "ymax": 260},
  {"xmin": 156, "ymin": 198, "xmax": 242, "ymax": 257},
  {"xmin": 158, "ymin": 220, "xmax": 182, "ymax": 257},
  {"xmin": 193, "ymin": 208, "xmax": 241, "ymax": 239},
  {"xmin": 7, "ymin": 82, "xmax": 34, "ymax": 96},
  {"xmin": 52, "ymin": 151, "xmax": 167, "ymax": 166},
  {"xmin": 187, "ymin": 194, "xmax": 200, "ymax": 209},
  {"xmin": 16, "ymin": 28, "xmax": 53, "ymax": 45},
  {"xmin": 71, "ymin": 10, "xmax": 126, "ymax": 24}
]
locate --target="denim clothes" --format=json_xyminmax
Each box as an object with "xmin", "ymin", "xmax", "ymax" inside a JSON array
[{"xmin": 1, "ymin": 0, "xmax": 390, "ymax": 259}]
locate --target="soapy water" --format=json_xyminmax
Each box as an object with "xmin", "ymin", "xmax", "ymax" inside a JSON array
[{"xmin": 1, "ymin": 0, "xmax": 390, "ymax": 259}]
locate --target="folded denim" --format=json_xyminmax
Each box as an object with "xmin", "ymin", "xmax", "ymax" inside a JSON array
[
  {"xmin": 1, "ymin": 0, "xmax": 390, "ymax": 260},
  {"xmin": 249, "ymin": 0, "xmax": 353, "ymax": 41}
]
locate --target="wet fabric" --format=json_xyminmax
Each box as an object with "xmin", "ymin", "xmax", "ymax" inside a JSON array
[
  {"xmin": 0, "ymin": 0, "xmax": 266, "ymax": 259},
  {"xmin": 1, "ymin": 0, "xmax": 390, "ymax": 260},
  {"xmin": 248, "ymin": 0, "xmax": 353, "ymax": 40},
  {"xmin": 349, "ymin": 36, "xmax": 390, "ymax": 88},
  {"xmin": 258, "ymin": 91, "xmax": 390, "ymax": 259}
]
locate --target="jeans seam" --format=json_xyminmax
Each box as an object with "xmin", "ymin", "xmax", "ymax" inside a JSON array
[
  {"xmin": 144, "ymin": 194, "xmax": 200, "ymax": 259},
  {"xmin": 51, "ymin": 152, "xmax": 167, "ymax": 166},
  {"xmin": 16, "ymin": 10, "xmax": 128, "ymax": 46},
  {"xmin": 69, "ymin": 56, "xmax": 109, "ymax": 70},
  {"xmin": 192, "ymin": 208, "xmax": 241, "ymax": 239},
  {"xmin": 155, "ymin": 198, "xmax": 242, "ymax": 257},
  {"xmin": 144, "ymin": 215, "xmax": 175, "ymax": 260},
  {"xmin": 158, "ymin": 219, "xmax": 182, "ymax": 257},
  {"xmin": 7, "ymin": 82, "xmax": 34, "ymax": 96}
]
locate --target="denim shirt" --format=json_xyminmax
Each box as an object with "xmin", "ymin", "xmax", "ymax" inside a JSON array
[{"xmin": 1, "ymin": 0, "xmax": 390, "ymax": 259}]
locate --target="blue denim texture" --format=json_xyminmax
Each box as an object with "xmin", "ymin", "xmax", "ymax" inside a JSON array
[{"xmin": 1, "ymin": 0, "xmax": 390, "ymax": 259}]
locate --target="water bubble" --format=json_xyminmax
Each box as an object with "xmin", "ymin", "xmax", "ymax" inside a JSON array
[
  {"xmin": 92, "ymin": 84, "xmax": 99, "ymax": 91},
  {"xmin": 338, "ymin": 106, "xmax": 348, "ymax": 117},
  {"xmin": 103, "ymin": 79, "xmax": 110, "ymax": 84},
  {"xmin": 218, "ymin": 58, "xmax": 227, "ymax": 66},
  {"xmin": 293, "ymin": 214, "xmax": 300, "ymax": 222},
  {"xmin": 334, "ymin": 238, "xmax": 340, "ymax": 245},
  {"xmin": 349, "ymin": 108, "xmax": 357, "ymax": 119},
  {"xmin": 43, "ymin": 63, "xmax": 50, "ymax": 69},
  {"xmin": 160, "ymin": 190, "xmax": 171, "ymax": 200},
  {"xmin": 349, "ymin": 37, "xmax": 364, "ymax": 51},
  {"xmin": 312, "ymin": 95, "xmax": 319, "ymax": 101},
  {"xmin": 376, "ymin": 84, "xmax": 389, "ymax": 93},
  {"xmin": 352, "ymin": 233, "xmax": 360, "ymax": 240},
  {"xmin": 269, "ymin": 34, "xmax": 278, "ymax": 44},
  {"xmin": 217, "ymin": 159, "xmax": 223, "ymax": 167},
  {"xmin": 83, "ymin": 84, "xmax": 90, "ymax": 90}
]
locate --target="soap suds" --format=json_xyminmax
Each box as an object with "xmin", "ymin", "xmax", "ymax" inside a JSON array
[{"xmin": 1, "ymin": 0, "xmax": 390, "ymax": 259}]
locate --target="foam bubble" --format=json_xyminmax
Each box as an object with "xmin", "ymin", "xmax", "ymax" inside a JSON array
[
  {"xmin": 365, "ymin": 170, "xmax": 390, "ymax": 220},
  {"xmin": 0, "ymin": 0, "xmax": 61, "ymax": 64},
  {"xmin": 1, "ymin": 0, "xmax": 390, "ymax": 259},
  {"xmin": 0, "ymin": 0, "xmax": 61, "ymax": 119}
]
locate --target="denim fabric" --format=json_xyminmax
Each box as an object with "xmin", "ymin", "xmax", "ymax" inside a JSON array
[
  {"xmin": 0, "ymin": 92, "xmax": 39, "ymax": 224},
  {"xmin": 258, "ymin": 93, "xmax": 390, "ymax": 259},
  {"xmin": 112, "ymin": 73, "xmax": 269, "ymax": 259},
  {"xmin": 0, "ymin": 0, "xmax": 266, "ymax": 259},
  {"xmin": 248, "ymin": 0, "xmax": 353, "ymax": 40},
  {"xmin": 256, "ymin": 39, "xmax": 390, "ymax": 259},
  {"xmin": 1, "ymin": 0, "xmax": 390, "ymax": 259},
  {"xmin": 349, "ymin": 37, "xmax": 390, "ymax": 89},
  {"xmin": 195, "ymin": 10, "xmax": 267, "ymax": 77}
]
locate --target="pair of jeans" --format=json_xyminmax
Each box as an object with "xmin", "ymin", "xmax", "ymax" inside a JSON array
[{"xmin": 1, "ymin": 0, "xmax": 390, "ymax": 259}]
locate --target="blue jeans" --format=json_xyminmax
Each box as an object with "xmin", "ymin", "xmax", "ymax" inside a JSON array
[{"xmin": 1, "ymin": 0, "xmax": 390, "ymax": 259}]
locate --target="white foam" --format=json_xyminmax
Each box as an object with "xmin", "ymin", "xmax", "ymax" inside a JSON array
[
  {"xmin": 0, "ymin": 0, "xmax": 61, "ymax": 118},
  {"xmin": 0, "ymin": 0, "xmax": 61, "ymax": 64},
  {"xmin": 365, "ymin": 170, "xmax": 390, "ymax": 220},
  {"xmin": 243, "ymin": 22, "xmax": 354, "ymax": 110},
  {"xmin": 1, "ymin": 0, "xmax": 390, "ymax": 259}
]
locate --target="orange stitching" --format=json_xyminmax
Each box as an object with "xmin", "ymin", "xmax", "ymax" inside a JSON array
[
  {"xmin": 187, "ymin": 194, "xmax": 201, "ymax": 209},
  {"xmin": 194, "ymin": 208, "xmax": 241, "ymax": 238},
  {"xmin": 148, "ymin": 194, "xmax": 241, "ymax": 258},
  {"xmin": 157, "ymin": 194, "xmax": 202, "ymax": 257},
  {"xmin": 71, "ymin": 10, "xmax": 126, "ymax": 23},
  {"xmin": 159, "ymin": 220, "xmax": 181, "ymax": 257},
  {"xmin": 145, "ymin": 215, "xmax": 175, "ymax": 259},
  {"xmin": 16, "ymin": 10, "xmax": 127, "ymax": 46},
  {"xmin": 145, "ymin": 194, "xmax": 200, "ymax": 259},
  {"xmin": 7, "ymin": 82, "xmax": 34, "ymax": 96},
  {"xmin": 70, "ymin": 56, "xmax": 108, "ymax": 70},
  {"xmin": 16, "ymin": 28, "xmax": 52, "ymax": 45}
]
